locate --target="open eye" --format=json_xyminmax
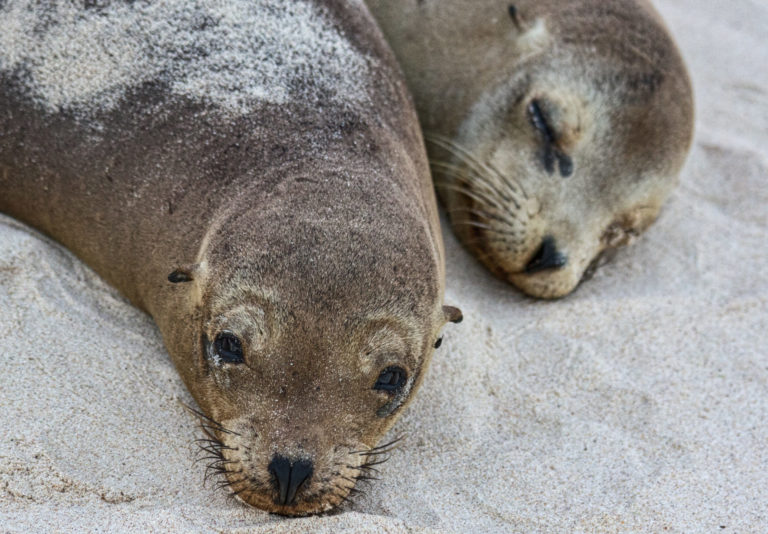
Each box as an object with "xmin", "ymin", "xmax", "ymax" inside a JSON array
[
  {"xmin": 213, "ymin": 332, "xmax": 244, "ymax": 364},
  {"xmin": 373, "ymin": 366, "xmax": 407, "ymax": 393}
]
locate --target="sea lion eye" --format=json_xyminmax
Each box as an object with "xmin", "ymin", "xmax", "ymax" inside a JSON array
[
  {"xmin": 528, "ymin": 99, "xmax": 556, "ymax": 144},
  {"xmin": 213, "ymin": 332, "xmax": 244, "ymax": 364},
  {"xmin": 373, "ymin": 366, "xmax": 407, "ymax": 393},
  {"xmin": 527, "ymin": 99, "xmax": 575, "ymax": 178}
]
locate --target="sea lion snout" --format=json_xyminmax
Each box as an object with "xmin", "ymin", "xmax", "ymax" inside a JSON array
[{"xmin": 209, "ymin": 419, "xmax": 381, "ymax": 516}]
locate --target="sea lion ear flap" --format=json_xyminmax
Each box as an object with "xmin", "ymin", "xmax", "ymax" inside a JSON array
[
  {"xmin": 507, "ymin": 4, "xmax": 526, "ymax": 31},
  {"xmin": 442, "ymin": 305, "xmax": 463, "ymax": 324},
  {"xmin": 168, "ymin": 264, "xmax": 200, "ymax": 284}
]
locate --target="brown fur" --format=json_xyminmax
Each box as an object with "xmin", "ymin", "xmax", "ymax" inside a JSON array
[
  {"xmin": 366, "ymin": 0, "xmax": 695, "ymax": 298},
  {"xmin": 0, "ymin": 0, "xmax": 459, "ymax": 515}
]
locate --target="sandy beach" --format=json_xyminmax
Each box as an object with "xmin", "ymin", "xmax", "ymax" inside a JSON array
[{"xmin": 1, "ymin": 0, "xmax": 767, "ymax": 531}]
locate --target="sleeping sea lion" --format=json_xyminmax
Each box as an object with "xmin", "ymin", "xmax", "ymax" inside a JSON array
[{"xmin": 366, "ymin": 0, "xmax": 694, "ymax": 298}]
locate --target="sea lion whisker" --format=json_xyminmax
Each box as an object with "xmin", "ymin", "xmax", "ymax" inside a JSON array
[
  {"xmin": 348, "ymin": 487, "xmax": 366, "ymax": 498},
  {"xmin": 358, "ymin": 450, "xmax": 396, "ymax": 457},
  {"xmin": 182, "ymin": 402, "xmax": 242, "ymax": 436},
  {"xmin": 426, "ymin": 133, "xmax": 530, "ymax": 200},
  {"xmin": 369, "ymin": 436, "xmax": 404, "ymax": 449},
  {"xmin": 181, "ymin": 402, "xmax": 227, "ymax": 428},
  {"xmin": 430, "ymin": 160, "xmax": 522, "ymax": 207},
  {"xmin": 204, "ymin": 467, "xmax": 228, "ymax": 482},
  {"xmin": 444, "ymin": 205, "xmax": 522, "ymax": 230},
  {"xmin": 426, "ymin": 134, "xmax": 498, "ymax": 182},
  {"xmin": 431, "ymin": 164, "xmax": 514, "ymax": 210},
  {"xmin": 360, "ymin": 457, "xmax": 391, "ymax": 468},
  {"xmin": 197, "ymin": 443, "xmax": 237, "ymax": 456},
  {"xmin": 214, "ymin": 475, "xmax": 247, "ymax": 490},
  {"xmin": 193, "ymin": 440, "xmax": 228, "ymax": 463},
  {"xmin": 194, "ymin": 441, "xmax": 225, "ymax": 452},
  {"xmin": 204, "ymin": 467, "xmax": 228, "ymax": 485},
  {"xmin": 196, "ymin": 446, "xmax": 226, "ymax": 457},
  {"xmin": 349, "ymin": 436, "xmax": 403, "ymax": 455},
  {"xmin": 436, "ymin": 134, "xmax": 533, "ymax": 203},
  {"xmin": 206, "ymin": 466, "xmax": 242, "ymax": 478},
  {"xmin": 193, "ymin": 438, "xmax": 237, "ymax": 450},
  {"xmin": 206, "ymin": 459, "xmax": 240, "ymax": 469},
  {"xmin": 431, "ymin": 159, "xmax": 525, "ymax": 211},
  {"xmin": 461, "ymin": 236, "xmax": 521, "ymax": 250},
  {"xmin": 199, "ymin": 422, "xmax": 240, "ymax": 437},
  {"xmin": 450, "ymin": 220, "xmax": 522, "ymax": 239},
  {"xmin": 231, "ymin": 485, "xmax": 252, "ymax": 497},
  {"xmin": 333, "ymin": 491, "xmax": 353, "ymax": 507},
  {"xmin": 353, "ymin": 464, "xmax": 381, "ymax": 474},
  {"xmin": 443, "ymin": 183, "xmax": 526, "ymax": 227},
  {"xmin": 194, "ymin": 448, "xmax": 223, "ymax": 460},
  {"xmin": 450, "ymin": 220, "xmax": 498, "ymax": 232},
  {"xmin": 212, "ymin": 465, "xmax": 243, "ymax": 473},
  {"xmin": 195, "ymin": 455, "xmax": 224, "ymax": 465},
  {"xmin": 357, "ymin": 442, "xmax": 403, "ymax": 456},
  {"xmin": 435, "ymin": 182, "xmax": 507, "ymax": 213},
  {"xmin": 434, "ymin": 177, "xmax": 526, "ymax": 224},
  {"xmin": 426, "ymin": 134, "xmax": 489, "ymax": 178}
]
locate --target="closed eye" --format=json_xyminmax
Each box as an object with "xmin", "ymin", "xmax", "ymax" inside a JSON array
[
  {"xmin": 527, "ymin": 99, "xmax": 574, "ymax": 178},
  {"xmin": 528, "ymin": 99, "xmax": 557, "ymax": 144}
]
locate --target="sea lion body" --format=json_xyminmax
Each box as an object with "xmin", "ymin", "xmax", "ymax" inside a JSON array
[
  {"xmin": 0, "ymin": 0, "xmax": 458, "ymax": 515},
  {"xmin": 366, "ymin": 0, "xmax": 694, "ymax": 298}
]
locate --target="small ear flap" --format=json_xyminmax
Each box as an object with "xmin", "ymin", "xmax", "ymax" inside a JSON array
[
  {"xmin": 168, "ymin": 264, "xmax": 198, "ymax": 284},
  {"xmin": 508, "ymin": 4, "xmax": 524, "ymax": 30},
  {"xmin": 443, "ymin": 305, "xmax": 463, "ymax": 324}
]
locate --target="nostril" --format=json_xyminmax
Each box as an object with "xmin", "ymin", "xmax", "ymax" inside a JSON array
[
  {"xmin": 268, "ymin": 455, "xmax": 314, "ymax": 506},
  {"xmin": 287, "ymin": 460, "xmax": 313, "ymax": 505},
  {"xmin": 525, "ymin": 236, "xmax": 567, "ymax": 273}
]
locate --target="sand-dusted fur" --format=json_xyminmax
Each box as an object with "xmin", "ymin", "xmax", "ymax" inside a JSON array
[
  {"xmin": 366, "ymin": 0, "xmax": 695, "ymax": 298},
  {"xmin": 0, "ymin": 0, "xmax": 460, "ymax": 516}
]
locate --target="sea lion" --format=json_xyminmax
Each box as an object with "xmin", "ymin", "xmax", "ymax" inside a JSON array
[
  {"xmin": 365, "ymin": 0, "xmax": 695, "ymax": 298},
  {"xmin": 0, "ymin": 0, "xmax": 461, "ymax": 516}
]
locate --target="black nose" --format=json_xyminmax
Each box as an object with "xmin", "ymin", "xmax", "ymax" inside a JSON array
[
  {"xmin": 525, "ymin": 236, "xmax": 567, "ymax": 273},
  {"xmin": 268, "ymin": 455, "xmax": 314, "ymax": 506}
]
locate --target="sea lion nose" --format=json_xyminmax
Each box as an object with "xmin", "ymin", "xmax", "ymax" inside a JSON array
[
  {"xmin": 525, "ymin": 236, "xmax": 568, "ymax": 273},
  {"xmin": 268, "ymin": 455, "xmax": 314, "ymax": 506}
]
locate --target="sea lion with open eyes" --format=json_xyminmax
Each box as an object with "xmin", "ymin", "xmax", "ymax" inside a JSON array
[
  {"xmin": 0, "ymin": 0, "xmax": 461, "ymax": 516},
  {"xmin": 366, "ymin": 0, "xmax": 694, "ymax": 298}
]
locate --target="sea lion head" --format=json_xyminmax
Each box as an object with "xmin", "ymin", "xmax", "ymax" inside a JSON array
[
  {"xmin": 435, "ymin": 2, "xmax": 694, "ymax": 298},
  {"xmin": 165, "ymin": 172, "xmax": 461, "ymax": 516}
]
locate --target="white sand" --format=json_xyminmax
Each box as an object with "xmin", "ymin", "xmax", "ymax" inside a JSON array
[{"xmin": 1, "ymin": 0, "xmax": 767, "ymax": 531}]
